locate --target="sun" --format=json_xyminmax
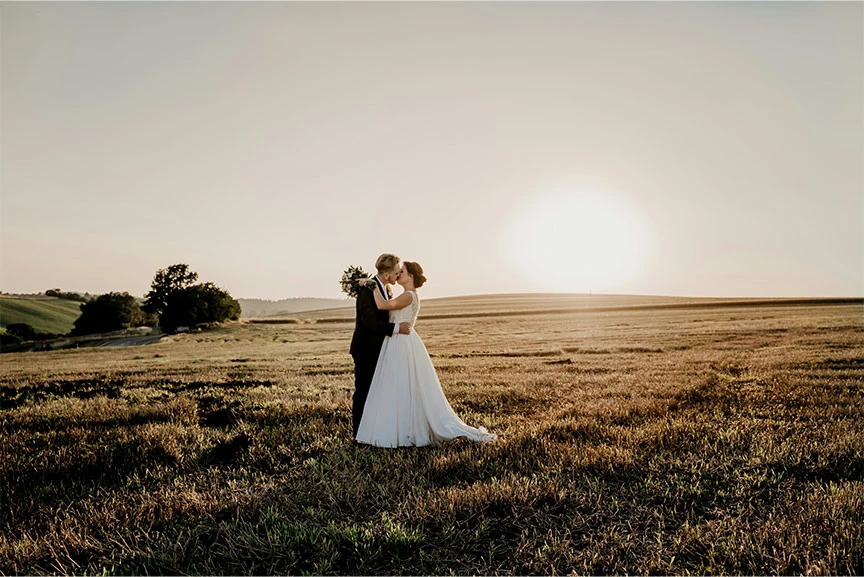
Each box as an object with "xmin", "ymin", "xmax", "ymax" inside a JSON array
[{"xmin": 507, "ymin": 189, "xmax": 654, "ymax": 292}]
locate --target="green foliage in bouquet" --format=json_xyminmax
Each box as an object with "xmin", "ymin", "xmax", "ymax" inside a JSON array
[{"xmin": 340, "ymin": 265, "xmax": 374, "ymax": 299}]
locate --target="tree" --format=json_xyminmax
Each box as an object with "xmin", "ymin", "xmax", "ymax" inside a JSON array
[
  {"xmin": 142, "ymin": 264, "xmax": 198, "ymax": 316},
  {"xmin": 4, "ymin": 323, "xmax": 56, "ymax": 341},
  {"xmin": 142, "ymin": 264, "xmax": 240, "ymax": 333},
  {"xmin": 71, "ymin": 292, "xmax": 149, "ymax": 336},
  {"xmin": 5, "ymin": 323, "xmax": 38, "ymax": 341},
  {"xmin": 159, "ymin": 282, "xmax": 241, "ymax": 332},
  {"xmin": 0, "ymin": 333, "xmax": 22, "ymax": 347},
  {"xmin": 45, "ymin": 288, "xmax": 89, "ymax": 302}
]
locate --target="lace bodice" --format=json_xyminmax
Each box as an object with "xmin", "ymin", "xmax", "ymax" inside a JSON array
[{"xmin": 389, "ymin": 290, "xmax": 419, "ymax": 327}]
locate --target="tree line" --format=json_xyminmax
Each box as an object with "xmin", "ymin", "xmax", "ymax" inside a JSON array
[
  {"xmin": 44, "ymin": 288, "xmax": 91, "ymax": 302},
  {"xmin": 2, "ymin": 264, "xmax": 240, "ymax": 345}
]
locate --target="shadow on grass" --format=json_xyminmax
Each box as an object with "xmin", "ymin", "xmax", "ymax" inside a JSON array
[
  {"xmin": 4, "ymin": 353, "xmax": 863, "ymax": 575},
  {"xmin": 2, "ymin": 433, "xmax": 180, "ymax": 532},
  {"xmin": 0, "ymin": 378, "xmax": 124, "ymax": 409}
]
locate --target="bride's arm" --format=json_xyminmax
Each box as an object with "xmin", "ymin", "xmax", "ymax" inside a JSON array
[
  {"xmin": 357, "ymin": 287, "xmax": 396, "ymax": 336},
  {"xmin": 373, "ymin": 288, "xmax": 412, "ymax": 311}
]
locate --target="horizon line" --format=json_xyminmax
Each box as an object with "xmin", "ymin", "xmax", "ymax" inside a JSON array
[{"xmin": 6, "ymin": 290, "xmax": 863, "ymax": 302}]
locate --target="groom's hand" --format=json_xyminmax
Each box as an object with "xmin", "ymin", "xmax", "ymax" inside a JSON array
[{"xmin": 399, "ymin": 322, "xmax": 411, "ymax": 335}]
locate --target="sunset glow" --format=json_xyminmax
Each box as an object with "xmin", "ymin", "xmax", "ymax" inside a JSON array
[
  {"xmin": 509, "ymin": 190, "xmax": 655, "ymax": 293},
  {"xmin": 2, "ymin": 2, "xmax": 861, "ymax": 299}
]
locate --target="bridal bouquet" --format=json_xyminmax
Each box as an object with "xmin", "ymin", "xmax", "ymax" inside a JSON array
[{"xmin": 340, "ymin": 265, "xmax": 373, "ymax": 299}]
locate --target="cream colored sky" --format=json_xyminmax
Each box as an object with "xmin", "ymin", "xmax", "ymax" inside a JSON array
[{"xmin": 2, "ymin": 1, "xmax": 862, "ymax": 300}]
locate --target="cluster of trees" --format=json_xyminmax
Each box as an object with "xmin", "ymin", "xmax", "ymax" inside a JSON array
[
  {"xmin": 71, "ymin": 292, "xmax": 156, "ymax": 336},
  {"xmin": 1, "ymin": 323, "xmax": 59, "ymax": 346},
  {"xmin": 141, "ymin": 264, "xmax": 241, "ymax": 333},
  {"xmin": 5, "ymin": 265, "xmax": 241, "ymax": 342},
  {"xmin": 70, "ymin": 264, "xmax": 241, "ymax": 335},
  {"xmin": 45, "ymin": 288, "xmax": 91, "ymax": 302}
]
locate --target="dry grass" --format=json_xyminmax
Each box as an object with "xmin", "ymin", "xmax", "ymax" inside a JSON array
[{"xmin": 1, "ymin": 297, "xmax": 862, "ymax": 575}]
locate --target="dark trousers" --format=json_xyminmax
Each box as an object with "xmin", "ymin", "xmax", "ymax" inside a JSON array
[{"xmin": 352, "ymin": 355, "xmax": 377, "ymax": 437}]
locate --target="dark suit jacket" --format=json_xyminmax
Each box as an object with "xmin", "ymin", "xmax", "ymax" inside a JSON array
[{"xmin": 349, "ymin": 281, "xmax": 395, "ymax": 360}]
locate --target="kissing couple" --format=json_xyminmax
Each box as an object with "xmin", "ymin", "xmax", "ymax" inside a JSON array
[{"xmin": 349, "ymin": 253, "xmax": 496, "ymax": 448}]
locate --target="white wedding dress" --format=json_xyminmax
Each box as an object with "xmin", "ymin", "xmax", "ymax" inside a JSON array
[{"xmin": 356, "ymin": 289, "xmax": 497, "ymax": 448}]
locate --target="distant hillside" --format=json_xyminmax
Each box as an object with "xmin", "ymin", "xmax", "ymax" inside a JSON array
[
  {"xmin": 238, "ymin": 298, "xmax": 351, "ymax": 318},
  {"xmin": 0, "ymin": 296, "xmax": 83, "ymax": 335},
  {"xmin": 265, "ymin": 293, "xmax": 864, "ymax": 323},
  {"xmin": 285, "ymin": 293, "xmax": 718, "ymax": 321}
]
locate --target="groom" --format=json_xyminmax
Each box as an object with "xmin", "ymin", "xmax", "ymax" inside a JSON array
[{"xmin": 349, "ymin": 253, "xmax": 411, "ymax": 438}]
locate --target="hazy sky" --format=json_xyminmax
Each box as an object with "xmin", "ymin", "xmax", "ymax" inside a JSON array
[{"xmin": 2, "ymin": 1, "xmax": 862, "ymax": 300}]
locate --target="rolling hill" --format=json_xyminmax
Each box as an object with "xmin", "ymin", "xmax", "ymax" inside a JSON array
[
  {"xmin": 0, "ymin": 296, "xmax": 83, "ymax": 335},
  {"xmin": 237, "ymin": 297, "xmax": 350, "ymax": 318},
  {"xmin": 255, "ymin": 293, "xmax": 864, "ymax": 323}
]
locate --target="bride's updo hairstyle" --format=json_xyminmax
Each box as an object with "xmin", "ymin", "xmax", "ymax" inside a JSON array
[{"xmin": 404, "ymin": 261, "xmax": 427, "ymax": 288}]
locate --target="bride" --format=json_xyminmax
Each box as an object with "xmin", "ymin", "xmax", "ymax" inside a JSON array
[{"xmin": 355, "ymin": 261, "xmax": 496, "ymax": 448}]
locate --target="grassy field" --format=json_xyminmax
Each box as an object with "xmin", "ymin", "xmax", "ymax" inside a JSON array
[
  {"xmin": 269, "ymin": 293, "xmax": 860, "ymax": 322},
  {"xmin": 0, "ymin": 296, "xmax": 83, "ymax": 335},
  {"xmin": 1, "ymin": 295, "xmax": 862, "ymax": 575}
]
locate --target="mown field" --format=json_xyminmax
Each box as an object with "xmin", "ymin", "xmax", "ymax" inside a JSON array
[{"xmin": 1, "ymin": 295, "xmax": 862, "ymax": 575}]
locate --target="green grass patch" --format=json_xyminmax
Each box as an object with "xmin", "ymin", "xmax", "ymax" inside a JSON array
[{"xmin": 0, "ymin": 297, "xmax": 82, "ymax": 335}]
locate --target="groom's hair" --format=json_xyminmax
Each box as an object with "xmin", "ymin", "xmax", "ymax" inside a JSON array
[{"xmin": 375, "ymin": 253, "xmax": 400, "ymax": 273}]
